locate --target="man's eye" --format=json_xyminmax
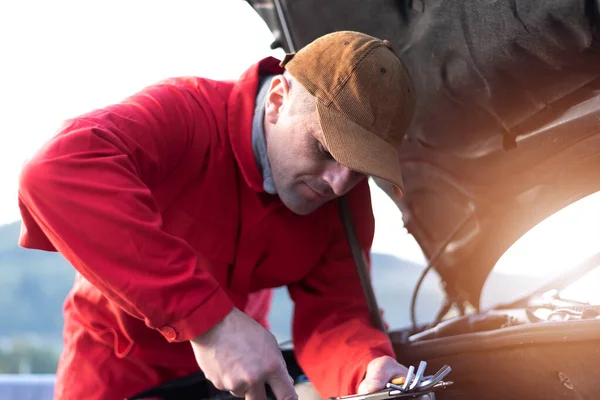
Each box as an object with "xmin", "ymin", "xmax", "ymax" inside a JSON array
[{"xmin": 318, "ymin": 143, "xmax": 333, "ymax": 159}]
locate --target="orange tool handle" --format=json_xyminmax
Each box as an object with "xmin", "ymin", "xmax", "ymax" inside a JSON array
[{"xmin": 390, "ymin": 376, "xmax": 406, "ymax": 385}]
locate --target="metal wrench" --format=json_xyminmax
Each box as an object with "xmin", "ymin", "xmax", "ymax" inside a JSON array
[
  {"xmin": 386, "ymin": 364, "xmax": 451, "ymax": 394},
  {"xmin": 401, "ymin": 365, "xmax": 414, "ymax": 391},
  {"xmin": 414, "ymin": 365, "xmax": 451, "ymax": 392},
  {"xmin": 409, "ymin": 361, "xmax": 428, "ymax": 390}
]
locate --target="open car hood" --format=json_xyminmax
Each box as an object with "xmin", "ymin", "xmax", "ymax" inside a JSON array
[{"xmin": 246, "ymin": 0, "xmax": 600, "ymax": 309}]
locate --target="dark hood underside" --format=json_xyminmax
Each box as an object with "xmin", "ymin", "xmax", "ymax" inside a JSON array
[{"xmin": 247, "ymin": 0, "xmax": 600, "ymax": 308}]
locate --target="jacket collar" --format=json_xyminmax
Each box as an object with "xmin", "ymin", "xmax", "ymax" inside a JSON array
[{"xmin": 228, "ymin": 56, "xmax": 284, "ymax": 192}]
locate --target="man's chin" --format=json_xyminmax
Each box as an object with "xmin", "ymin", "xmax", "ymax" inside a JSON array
[
  {"xmin": 281, "ymin": 196, "xmax": 326, "ymax": 216},
  {"xmin": 286, "ymin": 202, "xmax": 320, "ymax": 216}
]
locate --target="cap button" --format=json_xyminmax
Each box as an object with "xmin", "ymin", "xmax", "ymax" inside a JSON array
[
  {"xmin": 383, "ymin": 39, "xmax": 394, "ymax": 50},
  {"xmin": 161, "ymin": 325, "xmax": 178, "ymax": 341}
]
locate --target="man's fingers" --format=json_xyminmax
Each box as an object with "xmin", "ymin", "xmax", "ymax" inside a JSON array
[
  {"xmin": 266, "ymin": 368, "xmax": 298, "ymax": 400},
  {"xmin": 245, "ymin": 384, "xmax": 267, "ymax": 400},
  {"xmin": 361, "ymin": 356, "xmax": 409, "ymax": 393},
  {"xmin": 230, "ymin": 390, "xmax": 247, "ymax": 398},
  {"xmin": 357, "ymin": 380, "xmax": 370, "ymax": 395},
  {"xmin": 386, "ymin": 361, "xmax": 410, "ymax": 384},
  {"xmin": 367, "ymin": 381, "xmax": 383, "ymax": 393},
  {"xmin": 361, "ymin": 361, "xmax": 384, "ymax": 393}
]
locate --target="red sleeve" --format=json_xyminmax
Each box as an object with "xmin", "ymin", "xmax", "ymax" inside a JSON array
[
  {"xmin": 288, "ymin": 181, "xmax": 395, "ymax": 398},
  {"xmin": 17, "ymin": 79, "xmax": 234, "ymax": 342}
]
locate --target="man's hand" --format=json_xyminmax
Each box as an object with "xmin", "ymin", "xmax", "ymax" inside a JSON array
[
  {"xmin": 190, "ymin": 308, "xmax": 298, "ymax": 400},
  {"xmin": 357, "ymin": 356, "xmax": 409, "ymax": 394}
]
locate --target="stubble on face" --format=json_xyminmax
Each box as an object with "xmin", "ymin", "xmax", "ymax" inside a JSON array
[{"xmin": 263, "ymin": 74, "xmax": 332, "ymax": 215}]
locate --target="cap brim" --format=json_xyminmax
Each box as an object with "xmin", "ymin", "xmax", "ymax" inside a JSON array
[{"xmin": 316, "ymin": 101, "xmax": 405, "ymax": 197}]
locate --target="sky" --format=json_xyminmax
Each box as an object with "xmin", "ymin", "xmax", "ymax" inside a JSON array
[
  {"xmin": 0, "ymin": 0, "xmax": 427, "ymax": 265},
  {"xmin": 0, "ymin": 0, "xmax": 279, "ymax": 223}
]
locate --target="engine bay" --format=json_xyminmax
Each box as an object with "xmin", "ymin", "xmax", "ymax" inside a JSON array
[{"xmin": 406, "ymin": 304, "xmax": 600, "ymax": 343}]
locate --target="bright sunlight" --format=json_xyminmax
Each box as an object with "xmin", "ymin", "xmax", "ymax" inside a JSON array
[{"xmin": 481, "ymin": 190, "xmax": 600, "ymax": 307}]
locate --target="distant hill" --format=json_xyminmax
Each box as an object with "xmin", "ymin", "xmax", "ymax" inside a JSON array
[
  {"xmin": 0, "ymin": 221, "xmax": 439, "ymax": 344},
  {"xmin": 268, "ymin": 253, "xmax": 444, "ymax": 342},
  {"xmin": 0, "ymin": 222, "xmax": 74, "ymax": 343},
  {"xmin": 0, "ymin": 220, "xmax": 541, "ymax": 346}
]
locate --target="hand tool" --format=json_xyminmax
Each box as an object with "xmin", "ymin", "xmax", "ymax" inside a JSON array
[{"xmin": 330, "ymin": 363, "xmax": 453, "ymax": 400}]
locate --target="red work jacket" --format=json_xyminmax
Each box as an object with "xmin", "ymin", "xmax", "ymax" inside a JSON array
[{"xmin": 17, "ymin": 56, "xmax": 394, "ymax": 397}]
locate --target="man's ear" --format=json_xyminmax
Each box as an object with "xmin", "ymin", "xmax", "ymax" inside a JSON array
[{"xmin": 264, "ymin": 75, "xmax": 290, "ymax": 125}]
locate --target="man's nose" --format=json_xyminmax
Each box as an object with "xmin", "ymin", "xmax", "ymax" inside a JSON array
[{"xmin": 322, "ymin": 164, "xmax": 359, "ymax": 196}]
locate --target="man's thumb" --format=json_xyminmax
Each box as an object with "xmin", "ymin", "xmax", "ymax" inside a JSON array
[
  {"xmin": 358, "ymin": 366, "xmax": 384, "ymax": 394},
  {"xmin": 359, "ymin": 356, "xmax": 409, "ymax": 394},
  {"xmin": 267, "ymin": 368, "xmax": 298, "ymax": 400}
]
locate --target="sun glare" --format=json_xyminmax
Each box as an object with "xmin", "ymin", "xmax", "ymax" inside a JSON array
[
  {"xmin": 559, "ymin": 266, "xmax": 600, "ymax": 304},
  {"xmin": 479, "ymin": 190, "xmax": 600, "ymax": 309},
  {"xmin": 493, "ymin": 190, "xmax": 600, "ymax": 279}
]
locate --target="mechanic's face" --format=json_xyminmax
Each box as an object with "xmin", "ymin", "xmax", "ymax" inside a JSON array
[{"xmin": 263, "ymin": 75, "xmax": 366, "ymax": 215}]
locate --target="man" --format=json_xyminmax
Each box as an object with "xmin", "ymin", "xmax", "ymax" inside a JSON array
[{"xmin": 17, "ymin": 30, "xmax": 416, "ymax": 400}]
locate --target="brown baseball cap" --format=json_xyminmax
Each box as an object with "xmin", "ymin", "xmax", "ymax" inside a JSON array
[{"xmin": 280, "ymin": 31, "xmax": 416, "ymax": 197}]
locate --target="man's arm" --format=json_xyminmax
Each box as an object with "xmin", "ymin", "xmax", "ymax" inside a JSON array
[
  {"xmin": 287, "ymin": 181, "xmax": 400, "ymax": 398},
  {"xmin": 18, "ymin": 79, "xmax": 234, "ymax": 342},
  {"xmin": 19, "ymin": 79, "xmax": 298, "ymax": 399}
]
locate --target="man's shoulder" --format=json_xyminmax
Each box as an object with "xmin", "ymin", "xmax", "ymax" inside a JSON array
[
  {"xmin": 340, "ymin": 180, "xmax": 376, "ymax": 248},
  {"xmin": 317, "ymin": 180, "xmax": 374, "ymax": 223},
  {"xmin": 342, "ymin": 180, "xmax": 374, "ymax": 211},
  {"xmin": 150, "ymin": 76, "xmax": 236, "ymax": 103},
  {"xmin": 310, "ymin": 179, "xmax": 375, "ymax": 254}
]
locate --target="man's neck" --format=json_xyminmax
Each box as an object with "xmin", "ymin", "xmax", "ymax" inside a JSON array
[{"xmin": 251, "ymin": 74, "xmax": 277, "ymax": 194}]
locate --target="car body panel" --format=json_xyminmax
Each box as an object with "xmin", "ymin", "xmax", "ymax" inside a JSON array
[{"xmin": 245, "ymin": 0, "xmax": 600, "ymax": 307}]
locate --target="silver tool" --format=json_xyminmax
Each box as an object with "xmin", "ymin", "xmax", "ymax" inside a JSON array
[{"xmin": 332, "ymin": 363, "xmax": 453, "ymax": 400}]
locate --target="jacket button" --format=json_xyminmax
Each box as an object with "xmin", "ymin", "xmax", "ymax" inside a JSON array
[{"xmin": 161, "ymin": 326, "xmax": 177, "ymax": 341}]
